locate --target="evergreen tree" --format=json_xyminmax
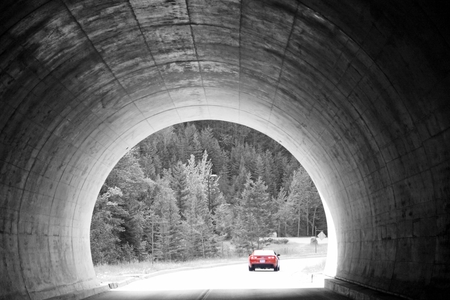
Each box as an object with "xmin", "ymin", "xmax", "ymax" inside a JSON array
[
  {"xmin": 255, "ymin": 154, "xmax": 265, "ymax": 180},
  {"xmin": 229, "ymin": 157, "xmax": 250, "ymax": 203},
  {"xmin": 234, "ymin": 175, "xmax": 273, "ymax": 251},
  {"xmin": 183, "ymin": 153, "xmax": 217, "ymax": 258},
  {"xmin": 285, "ymin": 167, "xmax": 324, "ymax": 236},
  {"xmin": 199, "ymin": 127, "xmax": 226, "ymax": 175},
  {"xmin": 185, "ymin": 124, "xmax": 203, "ymax": 162},
  {"xmin": 273, "ymin": 187, "xmax": 293, "ymax": 237},
  {"xmin": 151, "ymin": 176, "xmax": 184, "ymax": 261},
  {"xmin": 170, "ymin": 161, "xmax": 189, "ymax": 220},
  {"xmin": 217, "ymin": 161, "xmax": 231, "ymax": 201},
  {"xmin": 213, "ymin": 203, "xmax": 234, "ymax": 238},
  {"xmin": 90, "ymin": 187, "xmax": 125, "ymax": 265},
  {"xmin": 262, "ymin": 149, "xmax": 277, "ymax": 196},
  {"xmin": 105, "ymin": 151, "xmax": 154, "ymax": 259}
]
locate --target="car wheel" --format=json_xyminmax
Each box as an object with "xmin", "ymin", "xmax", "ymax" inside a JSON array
[
  {"xmin": 249, "ymin": 266, "xmax": 254, "ymax": 271},
  {"xmin": 274, "ymin": 265, "xmax": 279, "ymax": 272}
]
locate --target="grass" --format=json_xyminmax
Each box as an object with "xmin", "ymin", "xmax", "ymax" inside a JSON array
[
  {"xmin": 94, "ymin": 257, "xmax": 246, "ymax": 284},
  {"xmin": 266, "ymin": 238, "xmax": 328, "ymax": 258},
  {"xmin": 94, "ymin": 237, "xmax": 328, "ymax": 284},
  {"xmin": 301, "ymin": 257, "xmax": 327, "ymax": 274}
]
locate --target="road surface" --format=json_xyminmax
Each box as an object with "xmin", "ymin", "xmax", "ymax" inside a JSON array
[{"xmin": 86, "ymin": 257, "xmax": 348, "ymax": 299}]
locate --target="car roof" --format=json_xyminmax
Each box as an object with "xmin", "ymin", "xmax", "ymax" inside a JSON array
[{"xmin": 253, "ymin": 250, "xmax": 275, "ymax": 255}]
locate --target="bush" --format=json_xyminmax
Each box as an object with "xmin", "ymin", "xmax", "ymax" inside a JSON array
[
  {"xmin": 273, "ymin": 238, "xmax": 289, "ymax": 244},
  {"xmin": 261, "ymin": 238, "xmax": 289, "ymax": 245}
]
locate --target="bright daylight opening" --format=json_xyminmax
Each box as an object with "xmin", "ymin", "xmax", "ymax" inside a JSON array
[{"xmin": 90, "ymin": 120, "xmax": 333, "ymax": 291}]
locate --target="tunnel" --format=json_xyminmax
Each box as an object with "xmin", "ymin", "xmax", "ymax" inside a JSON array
[{"xmin": 1, "ymin": 0, "xmax": 449, "ymax": 299}]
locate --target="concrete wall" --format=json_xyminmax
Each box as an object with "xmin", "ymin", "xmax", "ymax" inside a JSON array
[{"xmin": 1, "ymin": 1, "xmax": 449, "ymax": 299}]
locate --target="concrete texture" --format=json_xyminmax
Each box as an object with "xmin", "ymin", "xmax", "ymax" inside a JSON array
[
  {"xmin": 325, "ymin": 278, "xmax": 404, "ymax": 300},
  {"xmin": 0, "ymin": 0, "xmax": 449, "ymax": 299}
]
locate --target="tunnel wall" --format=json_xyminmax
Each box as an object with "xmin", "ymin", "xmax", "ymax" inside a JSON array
[{"xmin": 1, "ymin": 1, "xmax": 450, "ymax": 299}]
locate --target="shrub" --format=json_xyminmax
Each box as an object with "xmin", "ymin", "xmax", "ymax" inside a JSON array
[{"xmin": 273, "ymin": 238, "xmax": 289, "ymax": 244}]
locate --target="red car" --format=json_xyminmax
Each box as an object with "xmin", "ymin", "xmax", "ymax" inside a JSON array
[{"xmin": 248, "ymin": 249, "xmax": 280, "ymax": 271}]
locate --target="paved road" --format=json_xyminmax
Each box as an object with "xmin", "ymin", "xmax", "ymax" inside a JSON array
[{"xmin": 87, "ymin": 257, "xmax": 349, "ymax": 299}]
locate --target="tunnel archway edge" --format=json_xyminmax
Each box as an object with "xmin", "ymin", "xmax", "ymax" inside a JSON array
[{"xmin": 0, "ymin": 1, "xmax": 449, "ymax": 299}]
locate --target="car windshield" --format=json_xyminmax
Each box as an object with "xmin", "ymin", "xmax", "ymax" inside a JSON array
[{"xmin": 253, "ymin": 250, "xmax": 275, "ymax": 255}]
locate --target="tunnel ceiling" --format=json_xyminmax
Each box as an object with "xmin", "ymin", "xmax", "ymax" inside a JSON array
[{"xmin": 1, "ymin": 0, "xmax": 450, "ymax": 299}]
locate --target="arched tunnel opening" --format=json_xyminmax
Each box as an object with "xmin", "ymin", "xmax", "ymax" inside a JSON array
[
  {"xmin": 89, "ymin": 120, "xmax": 335, "ymax": 288},
  {"xmin": 1, "ymin": 1, "xmax": 449, "ymax": 299}
]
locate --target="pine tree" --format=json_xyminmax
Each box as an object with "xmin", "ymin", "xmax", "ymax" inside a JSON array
[
  {"xmin": 234, "ymin": 175, "xmax": 273, "ymax": 251},
  {"xmin": 273, "ymin": 187, "xmax": 293, "ymax": 237},
  {"xmin": 185, "ymin": 124, "xmax": 203, "ymax": 162},
  {"xmin": 170, "ymin": 162, "xmax": 189, "ymax": 220},
  {"xmin": 183, "ymin": 153, "xmax": 218, "ymax": 258},
  {"xmin": 90, "ymin": 187, "xmax": 125, "ymax": 265},
  {"xmin": 213, "ymin": 203, "xmax": 234, "ymax": 238},
  {"xmin": 151, "ymin": 176, "xmax": 184, "ymax": 261},
  {"xmin": 255, "ymin": 154, "xmax": 265, "ymax": 180},
  {"xmin": 229, "ymin": 158, "xmax": 249, "ymax": 203},
  {"xmin": 285, "ymin": 166, "xmax": 323, "ymax": 237},
  {"xmin": 199, "ymin": 126, "xmax": 226, "ymax": 174}
]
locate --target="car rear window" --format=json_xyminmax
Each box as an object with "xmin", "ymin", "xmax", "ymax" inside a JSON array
[{"xmin": 253, "ymin": 250, "xmax": 275, "ymax": 255}]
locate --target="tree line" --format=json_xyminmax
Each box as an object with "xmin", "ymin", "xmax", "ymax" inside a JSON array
[{"xmin": 90, "ymin": 121, "xmax": 326, "ymax": 265}]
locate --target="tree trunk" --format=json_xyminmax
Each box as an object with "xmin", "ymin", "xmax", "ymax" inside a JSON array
[
  {"xmin": 297, "ymin": 199, "xmax": 301, "ymax": 237},
  {"xmin": 312, "ymin": 206, "xmax": 318, "ymax": 236},
  {"xmin": 277, "ymin": 221, "xmax": 281, "ymax": 237},
  {"xmin": 306, "ymin": 205, "xmax": 309, "ymax": 236},
  {"xmin": 151, "ymin": 220, "xmax": 154, "ymax": 264},
  {"xmin": 201, "ymin": 231, "xmax": 205, "ymax": 258}
]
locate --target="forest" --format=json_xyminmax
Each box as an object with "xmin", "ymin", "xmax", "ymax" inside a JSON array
[{"xmin": 90, "ymin": 121, "xmax": 326, "ymax": 265}]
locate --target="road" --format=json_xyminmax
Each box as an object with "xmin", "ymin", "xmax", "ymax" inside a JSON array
[{"xmin": 86, "ymin": 257, "xmax": 349, "ymax": 299}]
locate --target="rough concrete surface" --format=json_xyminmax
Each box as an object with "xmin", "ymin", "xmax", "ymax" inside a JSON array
[{"xmin": 1, "ymin": 1, "xmax": 449, "ymax": 299}]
